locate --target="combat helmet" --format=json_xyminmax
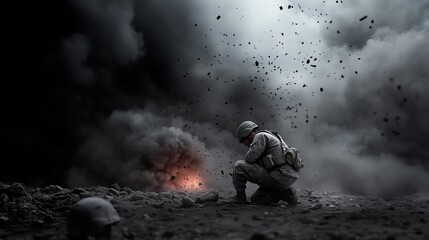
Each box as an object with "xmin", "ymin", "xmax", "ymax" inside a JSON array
[
  {"xmin": 67, "ymin": 196, "xmax": 120, "ymax": 239},
  {"xmin": 236, "ymin": 121, "xmax": 258, "ymax": 143}
]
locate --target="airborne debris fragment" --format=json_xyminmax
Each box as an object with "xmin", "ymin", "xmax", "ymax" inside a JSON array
[{"xmin": 359, "ymin": 16, "xmax": 368, "ymax": 21}]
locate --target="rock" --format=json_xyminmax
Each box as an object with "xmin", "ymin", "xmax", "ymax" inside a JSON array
[
  {"xmin": 146, "ymin": 192, "xmax": 159, "ymax": 198},
  {"xmin": 111, "ymin": 183, "xmax": 121, "ymax": 191},
  {"xmin": 310, "ymin": 202, "xmax": 323, "ymax": 210},
  {"xmin": 5, "ymin": 183, "xmax": 31, "ymax": 200},
  {"xmin": 44, "ymin": 185, "xmax": 64, "ymax": 194},
  {"xmin": 71, "ymin": 188, "xmax": 86, "ymax": 194},
  {"xmin": 109, "ymin": 188, "xmax": 120, "ymax": 196},
  {"xmin": 69, "ymin": 194, "xmax": 81, "ymax": 203},
  {"xmin": 130, "ymin": 194, "xmax": 144, "ymax": 201},
  {"xmin": 160, "ymin": 192, "xmax": 173, "ymax": 199},
  {"xmin": 123, "ymin": 187, "xmax": 133, "ymax": 194},
  {"xmin": 104, "ymin": 195, "xmax": 114, "ymax": 202},
  {"xmin": 181, "ymin": 196, "xmax": 195, "ymax": 208},
  {"xmin": 33, "ymin": 192, "xmax": 52, "ymax": 202},
  {"xmin": 196, "ymin": 191, "xmax": 219, "ymax": 203}
]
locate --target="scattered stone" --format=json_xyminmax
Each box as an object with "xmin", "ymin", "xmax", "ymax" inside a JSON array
[
  {"xmin": 181, "ymin": 196, "xmax": 195, "ymax": 208},
  {"xmin": 109, "ymin": 188, "xmax": 120, "ymax": 196},
  {"xmin": 111, "ymin": 183, "xmax": 121, "ymax": 191},
  {"xmin": 71, "ymin": 188, "xmax": 86, "ymax": 194},
  {"xmin": 310, "ymin": 202, "xmax": 323, "ymax": 210},
  {"xmin": 123, "ymin": 187, "xmax": 134, "ymax": 194},
  {"xmin": 69, "ymin": 194, "xmax": 81, "ymax": 203},
  {"xmin": 44, "ymin": 185, "xmax": 64, "ymax": 194},
  {"xmin": 5, "ymin": 183, "xmax": 31, "ymax": 200},
  {"xmin": 130, "ymin": 194, "xmax": 144, "ymax": 202},
  {"xmin": 160, "ymin": 192, "xmax": 173, "ymax": 199},
  {"xmin": 196, "ymin": 191, "xmax": 219, "ymax": 203}
]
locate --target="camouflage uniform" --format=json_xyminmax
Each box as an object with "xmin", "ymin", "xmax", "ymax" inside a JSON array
[{"xmin": 232, "ymin": 131, "xmax": 299, "ymax": 204}]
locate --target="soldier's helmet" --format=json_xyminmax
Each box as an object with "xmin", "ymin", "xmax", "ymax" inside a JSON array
[
  {"xmin": 236, "ymin": 121, "xmax": 258, "ymax": 143},
  {"xmin": 67, "ymin": 196, "xmax": 120, "ymax": 238}
]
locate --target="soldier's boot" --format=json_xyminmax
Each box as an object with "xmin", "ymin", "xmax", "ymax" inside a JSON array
[
  {"xmin": 250, "ymin": 187, "xmax": 277, "ymax": 205},
  {"xmin": 276, "ymin": 187, "xmax": 298, "ymax": 205},
  {"xmin": 221, "ymin": 191, "xmax": 248, "ymax": 204}
]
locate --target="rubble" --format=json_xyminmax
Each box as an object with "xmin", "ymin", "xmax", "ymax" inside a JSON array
[
  {"xmin": 181, "ymin": 196, "xmax": 196, "ymax": 208},
  {"xmin": 310, "ymin": 202, "xmax": 323, "ymax": 210},
  {"xmin": 0, "ymin": 182, "xmax": 427, "ymax": 239},
  {"xmin": 196, "ymin": 191, "xmax": 219, "ymax": 203}
]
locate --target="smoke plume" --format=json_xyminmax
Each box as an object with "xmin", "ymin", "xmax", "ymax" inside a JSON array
[{"xmin": 3, "ymin": 0, "xmax": 429, "ymax": 196}]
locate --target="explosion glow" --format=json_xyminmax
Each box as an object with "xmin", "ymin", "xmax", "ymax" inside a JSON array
[
  {"xmin": 159, "ymin": 150, "xmax": 207, "ymax": 192},
  {"xmin": 169, "ymin": 168, "xmax": 206, "ymax": 191}
]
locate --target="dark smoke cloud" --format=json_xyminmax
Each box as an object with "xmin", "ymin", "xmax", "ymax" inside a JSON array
[
  {"xmin": 61, "ymin": 0, "xmax": 143, "ymax": 85},
  {"xmin": 67, "ymin": 109, "xmax": 239, "ymax": 191},
  {"xmin": 68, "ymin": 110, "xmax": 205, "ymax": 190},
  {"xmin": 3, "ymin": 0, "xmax": 428, "ymax": 197}
]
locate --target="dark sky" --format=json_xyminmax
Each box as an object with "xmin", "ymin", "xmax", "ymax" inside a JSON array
[{"xmin": 2, "ymin": 0, "xmax": 429, "ymax": 197}]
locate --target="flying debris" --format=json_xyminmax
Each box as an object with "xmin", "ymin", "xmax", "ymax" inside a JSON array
[{"xmin": 359, "ymin": 16, "xmax": 368, "ymax": 21}]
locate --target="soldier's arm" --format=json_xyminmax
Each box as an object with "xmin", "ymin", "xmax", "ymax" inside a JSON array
[{"xmin": 244, "ymin": 134, "xmax": 267, "ymax": 163}]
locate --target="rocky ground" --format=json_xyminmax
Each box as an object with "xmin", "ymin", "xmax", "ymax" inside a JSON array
[{"xmin": 0, "ymin": 182, "xmax": 428, "ymax": 240}]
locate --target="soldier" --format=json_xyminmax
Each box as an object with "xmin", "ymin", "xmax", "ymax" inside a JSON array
[{"xmin": 224, "ymin": 121, "xmax": 300, "ymax": 205}]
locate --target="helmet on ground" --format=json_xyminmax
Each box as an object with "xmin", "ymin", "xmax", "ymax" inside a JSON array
[
  {"xmin": 67, "ymin": 196, "xmax": 120, "ymax": 238},
  {"xmin": 236, "ymin": 121, "xmax": 258, "ymax": 143}
]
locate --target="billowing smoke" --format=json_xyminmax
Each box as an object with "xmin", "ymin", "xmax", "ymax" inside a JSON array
[
  {"xmin": 67, "ymin": 108, "xmax": 242, "ymax": 191},
  {"xmin": 68, "ymin": 110, "xmax": 203, "ymax": 191},
  {"xmin": 275, "ymin": 0, "xmax": 429, "ymax": 197},
  {"xmin": 3, "ymin": 0, "xmax": 429, "ymax": 196},
  {"xmin": 41, "ymin": 0, "xmax": 429, "ymax": 195}
]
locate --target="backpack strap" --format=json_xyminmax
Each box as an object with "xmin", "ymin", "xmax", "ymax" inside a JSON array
[{"xmin": 260, "ymin": 130, "xmax": 287, "ymax": 155}]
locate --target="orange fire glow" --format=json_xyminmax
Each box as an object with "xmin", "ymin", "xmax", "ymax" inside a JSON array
[
  {"xmin": 172, "ymin": 169, "xmax": 206, "ymax": 191},
  {"xmin": 160, "ymin": 153, "xmax": 207, "ymax": 192}
]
